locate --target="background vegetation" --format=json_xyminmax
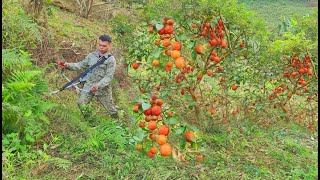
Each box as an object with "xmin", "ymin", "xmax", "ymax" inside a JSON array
[{"xmin": 2, "ymin": 0, "xmax": 318, "ymax": 179}]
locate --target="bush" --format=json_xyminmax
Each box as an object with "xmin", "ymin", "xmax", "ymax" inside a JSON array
[{"xmin": 2, "ymin": 0, "xmax": 42, "ymax": 50}]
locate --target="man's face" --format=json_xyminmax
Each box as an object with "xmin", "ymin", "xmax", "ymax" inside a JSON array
[{"xmin": 97, "ymin": 40, "xmax": 111, "ymax": 54}]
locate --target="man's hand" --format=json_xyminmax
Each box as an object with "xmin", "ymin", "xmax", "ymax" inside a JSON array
[
  {"xmin": 90, "ymin": 84, "xmax": 98, "ymax": 93},
  {"xmin": 57, "ymin": 60, "xmax": 67, "ymax": 69}
]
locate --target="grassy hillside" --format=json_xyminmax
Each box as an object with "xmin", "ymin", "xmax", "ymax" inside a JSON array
[{"xmin": 238, "ymin": 0, "xmax": 318, "ymax": 29}]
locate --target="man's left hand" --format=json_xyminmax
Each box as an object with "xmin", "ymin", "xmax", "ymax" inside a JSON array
[{"xmin": 90, "ymin": 84, "xmax": 98, "ymax": 93}]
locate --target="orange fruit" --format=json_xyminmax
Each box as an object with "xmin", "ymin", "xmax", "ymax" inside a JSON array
[
  {"xmin": 181, "ymin": 89, "xmax": 185, "ymax": 95},
  {"xmin": 219, "ymin": 32, "xmax": 224, "ymax": 38},
  {"xmin": 152, "ymin": 60, "xmax": 160, "ymax": 66},
  {"xmin": 175, "ymin": 57, "xmax": 186, "ymax": 69},
  {"xmin": 155, "ymin": 99, "xmax": 164, "ymax": 106},
  {"xmin": 151, "ymin": 106, "xmax": 162, "ymax": 116},
  {"xmin": 240, "ymin": 42, "xmax": 245, "ymax": 48},
  {"xmin": 167, "ymin": 111, "xmax": 174, "ymax": 116},
  {"xmin": 171, "ymin": 50, "xmax": 180, "ymax": 59},
  {"xmin": 210, "ymin": 109, "xmax": 215, "ymax": 115},
  {"xmin": 150, "ymin": 146, "xmax": 158, "ymax": 154},
  {"xmin": 185, "ymin": 131, "xmax": 196, "ymax": 142},
  {"xmin": 210, "ymin": 55, "xmax": 215, "ymax": 61},
  {"xmin": 197, "ymin": 71, "xmax": 203, "ymax": 81},
  {"xmin": 160, "ymin": 143, "xmax": 172, "ymax": 156},
  {"xmin": 158, "ymin": 125, "xmax": 170, "ymax": 136},
  {"xmin": 231, "ymin": 85, "xmax": 238, "ymax": 91},
  {"xmin": 166, "ymin": 61, "xmax": 173, "ymax": 67},
  {"xmin": 195, "ymin": 45, "xmax": 204, "ymax": 54},
  {"xmin": 158, "ymin": 28, "xmax": 165, "ymax": 35},
  {"xmin": 172, "ymin": 42, "xmax": 182, "ymax": 50},
  {"xmin": 147, "ymin": 150, "xmax": 156, "ymax": 158},
  {"xmin": 149, "ymin": 133, "xmax": 156, "ymax": 140},
  {"xmin": 136, "ymin": 144, "xmax": 142, "ymax": 151},
  {"xmin": 162, "ymin": 39, "xmax": 171, "ymax": 47},
  {"xmin": 220, "ymin": 77, "xmax": 225, "ymax": 82},
  {"xmin": 195, "ymin": 155, "xmax": 204, "ymax": 162},
  {"xmin": 149, "ymin": 99, "xmax": 155, "ymax": 105},
  {"xmin": 213, "ymin": 56, "xmax": 220, "ymax": 63},
  {"xmin": 307, "ymin": 69, "xmax": 312, "ymax": 75},
  {"xmin": 138, "ymin": 121, "xmax": 145, "ymax": 128},
  {"xmin": 221, "ymin": 40, "xmax": 227, "ymax": 48},
  {"xmin": 143, "ymin": 108, "xmax": 152, "ymax": 116},
  {"xmin": 164, "ymin": 25, "xmax": 174, "ymax": 34},
  {"xmin": 156, "ymin": 134, "xmax": 167, "ymax": 145},
  {"xmin": 151, "ymin": 94, "xmax": 157, "ymax": 100},
  {"xmin": 133, "ymin": 105, "xmax": 139, "ymax": 113},
  {"xmin": 164, "ymin": 49, "xmax": 171, "ymax": 56},
  {"xmin": 210, "ymin": 39, "xmax": 218, "ymax": 46},
  {"xmin": 149, "ymin": 26, "xmax": 154, "ymax": 33},
  {"xmin": 165, "ymin": 65, "xmax": 172, "ymax": 71},
  {"xmin": 148, "ymin": 121, "xmax": 157, "ymax": 130},
  {"xmin": 132, "ymin": 62, "xmax": 139, "ymax": 69},
  {"xmin": 154, "ymin": 40, "xmax": 160, "ymax": 46},
  {"xmin": 167, "ymin": 19, "xmax": 174, "ymax": 25},
  {"xmin": 140, "ymin": 87, "xmax": 145, "ymax": 93}
]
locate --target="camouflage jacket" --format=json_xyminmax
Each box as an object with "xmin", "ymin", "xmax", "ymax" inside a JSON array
[{"xmin": 66, "ymin": 51, "xmax": 116, "ymax": 94}]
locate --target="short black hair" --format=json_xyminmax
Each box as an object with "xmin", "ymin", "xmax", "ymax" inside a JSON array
[{"xmin": 99, "ymin": 34, "xmax": 112, "ymax": 43}]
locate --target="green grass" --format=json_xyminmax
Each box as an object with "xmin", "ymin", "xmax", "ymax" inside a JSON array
[
  {"xmin": 8, "ymin": 88, "xmax": 317, "ymax": 179},
  {"xmin": 238, "ymin": 0, "xmax": 318, "ymax": 29}
]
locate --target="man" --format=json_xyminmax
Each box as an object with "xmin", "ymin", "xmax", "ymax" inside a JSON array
[{"xmin": 58, "ymin": 34, "xmax": 118, "ymax": 119}]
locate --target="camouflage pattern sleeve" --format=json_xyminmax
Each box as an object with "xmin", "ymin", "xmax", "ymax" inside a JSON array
[
  {"xmin": 66, "ymin": 54, "xmax": 90, "ymax": 71},
  {"xmin": 97, "ymin": 56, "xmax": 116, "ymax": 89}
]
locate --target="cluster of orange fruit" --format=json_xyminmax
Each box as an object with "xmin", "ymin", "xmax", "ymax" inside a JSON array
[
  {"xmin": 151, "ymin": 17, "xmax": 186, "ymax": 70},
  {"xmin": 270, "ymin": 54, "xmax": 313, "ymax": 101},
  {"xmin": 267, "ymin": 53, "xmax": 316, "ymax": 113},
  {"xmin": 283, "ymin": 53, "xmax": 313, "ymax": 85},
  {"xmin": 134, "ymin": 92, "xmax": 198, "ymax": 158},
  {"xmin": 134, "ymin": 93, "xmax": 173, "ymax": 158},
  {"xmin": 193, "ymin": 18, "xmax": 228, "ymax": 59},
  {"xmin": 193, "ymin": 19, "xmax": 240, "ymax": 90}
]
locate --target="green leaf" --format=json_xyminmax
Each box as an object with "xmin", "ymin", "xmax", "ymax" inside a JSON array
[
  {"xmin": 2, "ymin": 139, "xmax": 10, "ymax": 145},
  {"xmin": 25, "ymin": 134, "xmax": 35, "ymax": 142},
  {"xmin": 191, "ymin": 50, "xmax": 197, "ymax": 60},
  {"xmin": 24, "ymin": 110, "xmax": 32, "ymax": 117},
  {"xmin": 187, "ymin": 41, "xmax": 195, "ymax": 49},
  {"xmin": 167, "ymin": 116, "xmax": 180, "ymax": 125},
  {"xmin": 155, "ymin": 23, "xmax": 164, "ymax": 30},
  {"xmin": 188, "ymin": 101, "xmax": 196, "ymax": 110},
  {"xmin": 153, "ymin": 50, "xmax": 161, "ymax": 59},
  {"xmin": 197, "ymin": 59, "xmax": 204, "ymax": 69},
  {"xmin": 179, "ymin": 34, "xmax": 188, "ymax": 41},
  {"xmin": 191, "ymin": 141, "xmax": 198, "ymax": 148},
  {"xmin": 142, "ymin": 102, "xmax": 151, "ymax": 110},
  {"xmin": 176, "ymin": 125, "xmax": 186, "ymax": 134},
  {"xmin": 133, "ymin": 136, "xmax": 141, "ymax": 141},
  {"xmin": 180, "ymin": 138, "xmax": 187, "ymax": 149}
]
